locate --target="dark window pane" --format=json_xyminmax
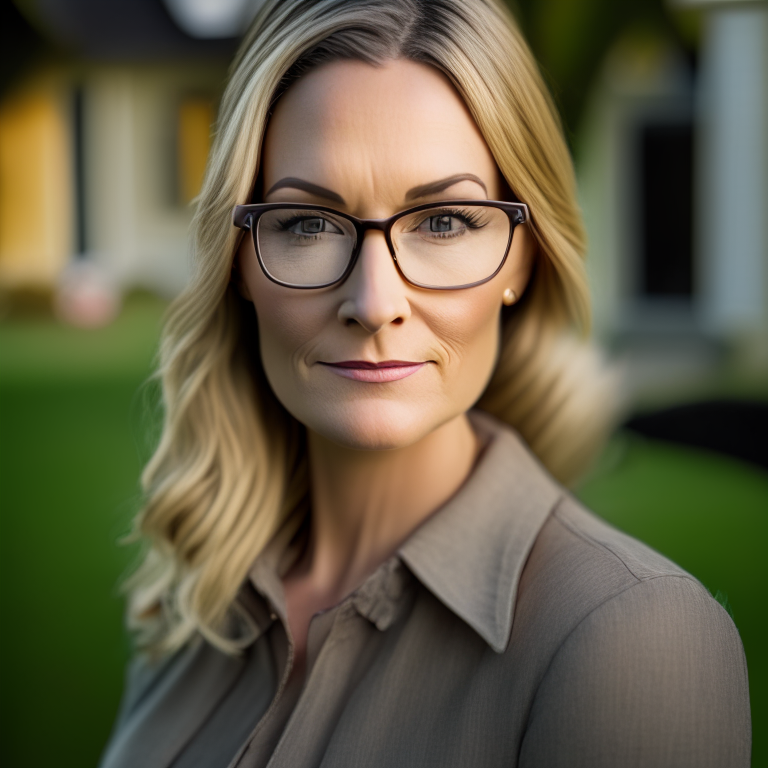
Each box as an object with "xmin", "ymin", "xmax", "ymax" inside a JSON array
[{"xmin": 640, "ymin": 123, "xmax": 694, "ymax": 297}]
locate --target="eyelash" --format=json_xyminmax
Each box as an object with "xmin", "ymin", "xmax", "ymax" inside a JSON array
[
  {"xmin": 408, "ymin": 208, "xmax": 487, "ymax": 233},
  {"xmin": 432, "ymin": 209, "xmax": 484, "ymax": 227},
  {"xmin": 274, "ymin": 214, "xmax": 329, "ymax": 232}
]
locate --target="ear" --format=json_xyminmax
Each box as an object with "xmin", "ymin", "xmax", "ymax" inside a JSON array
[
  {"xmin": 501, "ymin": 220, "xmax": 537, "ymax": 305},
  {"xmin": 498, "ymin": 173, "xmax": 537, "ymax": 297}
]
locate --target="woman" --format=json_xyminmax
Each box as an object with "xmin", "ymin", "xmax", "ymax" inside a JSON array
[{"xmin": 100, "ymin": 1, "xmax": 751, "ymax": 766}]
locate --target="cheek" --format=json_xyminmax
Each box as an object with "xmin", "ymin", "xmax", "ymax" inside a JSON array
[
  {"xmin": 241, "ymin": 255, "xmax": 328, "ymax": 394},
  {"xmin": 427, "ymin": 291, "xmax": 501, "ymax": 399},
  {"xmin": 255, "ymin": 293, "xmax": 317, "ymax": 352},
  {"xmin": 252, "ymin": 291, "xmax": 325, "ymax": 385},
  {"xmin": 251, "ymin": 295, "xmax": 326, "ymax": 424}
]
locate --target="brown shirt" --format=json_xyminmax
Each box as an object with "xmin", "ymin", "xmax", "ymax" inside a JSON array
[{"xmin": 100, "ymin": 411, "xmax": 751, "ymax": 768}]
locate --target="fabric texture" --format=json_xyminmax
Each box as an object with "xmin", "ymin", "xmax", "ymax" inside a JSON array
[{"xmin": 99, "ymin": 410, "xmax": 752, "ymax": 768}]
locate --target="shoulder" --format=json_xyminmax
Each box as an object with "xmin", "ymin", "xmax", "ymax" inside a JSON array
[
  {"xmin": 517, "ymin": 492, "xmax": 723, "ymax": 627},
  {"xmin": 531, "ymin": 492, "xmax": 695, "ymax": 583},
  {"xmin": 514, "ymin": 495, "xmax": 751, "ymax": 767},
  {"xmin": 518, "ymin": 492, "xmax": 749, "ymax": 667},
  {"xmin": 100, "ymin": 638, "xmax": 245, "ymax": 768}
]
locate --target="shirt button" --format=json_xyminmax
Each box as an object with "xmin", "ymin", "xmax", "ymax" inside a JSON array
[{"xmin": 270, "ymin": 612, "xmax": 277, "ymax": 621}]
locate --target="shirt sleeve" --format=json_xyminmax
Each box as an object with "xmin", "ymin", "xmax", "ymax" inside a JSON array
[
  {"xmin": 108, "ymin": 651, "xmax": 175, "ymax": 733},
  {"xmin": 518, "ymin": 575, "xmax": 751, "ymax": 768}
]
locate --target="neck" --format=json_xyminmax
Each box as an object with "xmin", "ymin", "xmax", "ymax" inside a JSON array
[{"xmin": 297, "ymin": 412, "xmax": 479, "ymax": 602}]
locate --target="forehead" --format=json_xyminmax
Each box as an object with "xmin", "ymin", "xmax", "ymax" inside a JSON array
[{"xmin": 260, "ymin": 58, "xmax": 500, "ymax": 209}]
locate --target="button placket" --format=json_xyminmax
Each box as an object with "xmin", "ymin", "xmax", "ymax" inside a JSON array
[
  {"xmin": 227, "ymin": 620, "xmax": 295, "ymax": 768},
  {"xmin": 261, "ymin": 604, "xmax": 379, "ymax": 768}
]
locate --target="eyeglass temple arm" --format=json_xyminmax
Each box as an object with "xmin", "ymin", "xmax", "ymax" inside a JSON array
[
  {"xmin": 513, "ymin": 203, "xmax": 530, "ymax": 225},
  {"xmin": 233, "ymin": 206, "xmax": 253, "ymax": 230}
]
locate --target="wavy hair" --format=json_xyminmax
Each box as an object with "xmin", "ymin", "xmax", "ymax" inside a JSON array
[{"xmin": 126, "ymin": 0, "xmax": 618, "ymax": 655}]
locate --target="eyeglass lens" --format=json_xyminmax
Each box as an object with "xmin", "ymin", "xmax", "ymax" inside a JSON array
[{"xmin": 255, "ymin": 205, "xmax": 512, "ymax": 288}]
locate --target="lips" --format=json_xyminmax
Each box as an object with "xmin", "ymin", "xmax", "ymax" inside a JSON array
[{"xmin": 320, "ymin": 360, "xmax": 426, "ymax": 383}]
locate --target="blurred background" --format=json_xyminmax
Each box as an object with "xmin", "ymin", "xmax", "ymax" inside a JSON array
[{"xmin": 0, "ymin": 0, "xmax": 765, "ymax": 765}]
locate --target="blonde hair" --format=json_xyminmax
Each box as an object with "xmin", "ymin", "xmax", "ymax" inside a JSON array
[{"xmin": 127, "ymin": 0, "xmax": 618, "ymax": 655}]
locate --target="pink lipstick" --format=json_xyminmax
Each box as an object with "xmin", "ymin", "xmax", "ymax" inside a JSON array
[{"xmin": 320, "ymin": 360, "xmax": 426, "ymax": 383}]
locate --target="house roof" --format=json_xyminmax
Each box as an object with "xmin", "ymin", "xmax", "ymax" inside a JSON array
[{"xmin": 24, "ymin": 0, "xmax": 243, "ymax": 60}]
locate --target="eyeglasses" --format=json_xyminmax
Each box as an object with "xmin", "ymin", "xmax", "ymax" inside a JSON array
[{"xmin": 232, "ymin": 200, "xmax": 529, "ymax": 290}]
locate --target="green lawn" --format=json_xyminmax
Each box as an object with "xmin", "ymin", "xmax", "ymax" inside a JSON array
[
  {"xmin": 0, "ymin": 295, "xmax": 164, "ymax": 768},
  {"xmin": 1, "ymin": 297, "xmax": 765, "ymax": 767}
]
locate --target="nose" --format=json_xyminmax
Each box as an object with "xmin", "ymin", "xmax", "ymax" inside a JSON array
[{"xmin": 337, "ymin": 231, "xmax": 411, "ymax": 332}]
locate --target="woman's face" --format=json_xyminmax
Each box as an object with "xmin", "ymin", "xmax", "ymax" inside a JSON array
[{"xmin": 238, "ymin": 59, "xmax": 534, "ymax": 450}]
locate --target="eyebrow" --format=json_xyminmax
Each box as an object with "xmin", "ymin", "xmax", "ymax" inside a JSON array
[
  {"xmin": 264, "ymin": 172, "xmax": 488, "ymax": 206},
  {"xmin": 405, "ymin": 173, "xmax": 488, "ymax": 201},
  {"xmin": 264, "ymin": 177, "xmax": 346, "ymax": 204}
]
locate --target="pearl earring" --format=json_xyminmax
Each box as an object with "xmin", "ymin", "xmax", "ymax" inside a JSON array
[{"xmin": 502, "ymin": 288, "xmax": 517, "ymax": 306}]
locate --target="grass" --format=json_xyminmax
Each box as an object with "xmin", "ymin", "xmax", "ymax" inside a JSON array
[
  {"xmin": 0, "ymin": 294, "xmax": 164, "ymax": 768},
  {"xmin": 1, "ymin": 295, "xmax": 765, "ymax": 766}
]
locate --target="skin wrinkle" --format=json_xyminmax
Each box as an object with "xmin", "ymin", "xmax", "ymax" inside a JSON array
[{"xmin": 237, "ymin": 58, "xmax": 535, "ymax": 670}]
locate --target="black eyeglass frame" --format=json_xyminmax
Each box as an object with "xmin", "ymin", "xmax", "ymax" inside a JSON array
[{"xmin": 232, "ymin": 199, "xmax": 530, "ymax": 290}]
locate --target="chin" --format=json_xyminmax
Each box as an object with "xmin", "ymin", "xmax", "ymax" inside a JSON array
[{"xmin": 299, "ymin": 397, "xmax": 443, "ymax": 452}]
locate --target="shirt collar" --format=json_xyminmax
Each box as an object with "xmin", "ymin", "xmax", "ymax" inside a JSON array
[
  {"xmin": 397, "ymin": 410, "xmax": 563, "ymax": 653},
  {"xmin": 243, "ymin": 410, "xmax": 563, "ymax": 654}
]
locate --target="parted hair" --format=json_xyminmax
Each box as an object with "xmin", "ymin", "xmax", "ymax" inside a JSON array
[{"xmin": 126, "ymin": 0, "xmax": 618, "ymax": 655}]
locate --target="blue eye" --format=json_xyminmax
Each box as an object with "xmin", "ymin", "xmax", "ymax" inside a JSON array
[
  {"xmin": 293, "ymin": 218, "xmax": 324, "ymax": 235},
  {"xmin": 276, "ymin": 216, "xmax": 345, "ymax": 237},
  {"xmin": 413, "ymin": 209, "xmax": 487, "ymax": 238},
  {"xmin": 430, "ymin": 215, "xmax": 454, "ymax": 232}
]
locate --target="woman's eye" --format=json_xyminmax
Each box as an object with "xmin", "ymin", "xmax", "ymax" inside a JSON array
[
  {"xmin": 417, "ymin": 213, "xmax": 468, "ymax": 236},
  {"xmin": 428, "ymin": 214, "xmax": 464, "ymax": 232},
  {"xmin": 288, "ymin": 217, "xmax": 343, "ymax": 236},
  {"xmin": 430, "ymin": 215, "xmax": 455, "ymax": 232}
]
